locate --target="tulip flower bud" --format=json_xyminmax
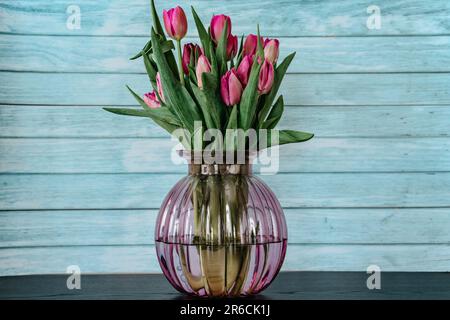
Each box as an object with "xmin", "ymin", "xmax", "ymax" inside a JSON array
[
  {"xmin": 156, "ymin": 72, "xmax": 165, "ymax": 103},
  {"xmin": 143, "ymin": 92, "xmax": 161, "ymax": 109},
  {"xmin": 227, "ymin": 35, "xmax": 238, "ymax": 60},
  {"xmin": 196, "ymin": 55, "xmax": 212, "ymax": 89},
  {"xmin": 163, "ymin": 6, "xmax": 188, "ymax": 41},
  {"xmin": 221, "ymin": 69, "xmax": 243, "ymax": 106},
  {"xmin": 182, "ymin": 43, "xmax": 203, "ymax": 75},
  {"xmin": 258, "ymin": 59, "xmax": 275, "ymax": 95},
  {"xmin": 210, "ymin": 14, "xmax": 232, "ymax": 44},
  {"xmin": 236, "ymin": 54, "xmax": 254, "ymax": 87},
  {"xmin": 264, "ymin": 38, "xmax": 280, "ymax": 64},
  {"xmin": 243, "ymin": 34, "xmax": 264, "ymax": 56}
]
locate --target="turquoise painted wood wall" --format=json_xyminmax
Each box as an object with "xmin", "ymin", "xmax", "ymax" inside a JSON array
[{"xmin": 1, "ymin": 0, "xmax": 450, "ymax": 275}]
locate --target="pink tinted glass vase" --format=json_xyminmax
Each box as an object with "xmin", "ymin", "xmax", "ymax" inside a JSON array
[{"xmin": 155, "ymin": 154, "xmax": 287, "ymax": 297}]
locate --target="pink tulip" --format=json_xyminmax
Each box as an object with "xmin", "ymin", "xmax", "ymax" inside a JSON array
[
  {"xmin": 156, "ymin": 72, "xmax": 165, "ymax": 103},
  {"xmin": 143, "ymin": 92, "xmax": 161, "ymax": 109},
  {"xmin": 210, "ymin": 14, "xmax": 232, "ymax": 44},
  {"xmin": 236, "ymin": 54, "xmax": 254, "ymax": 87},
  {"xmin": 243, "ymin": 34, "xmax": 264, "ymax": 56},
  {"xmin": 196, "ymin": 55, "xmax": 211, "ymax": 89},
  {"xmin": 258, "ymin": 59, "xmax": 275, "ymax": 95},
  {"xmin": 221, "ymin": 69, "xmax": 243, "ymax": 106},
  {"xmin": 163, "ymin": 6, "xmax": 188, "ymax": 40},
  {"xmin": 182, "ymin": 43, "xmax": 203, "ymax": 75},
  {"xmin": 226, "ymin": 35, "xmax": 238, "ymax": 60},
  {"xmin": 264, "ymin": 38, "xmax": 280, "ymax": 64}
]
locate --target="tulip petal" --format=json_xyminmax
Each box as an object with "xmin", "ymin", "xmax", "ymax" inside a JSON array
[
  {"xmin": 163, "ymin": 7, "xmax": 187, "ymax": 40},
  {"xmin": 220, "ymin": 75, "xmax": 230, "ymax": 106},
  {"xmin": 163, "ymin": 9, "xmax": 173, "ymax": 38},
  {"xmin": 258, "ymin": 59, "xmax": 274, "ymax": 94},
  {"xmin": 228, "ymin": 71, "xmax": 243, "ymax": 105},
  {"xmin": 172, "ymin": 6, "xmax": 188, "ymax": 40},
  {"xmin": 210, "ymin": 14, "xmax": 231, "ymax": 43},
  {"xmin": 196, "ymin": 55, "xmax": 212, "ymax": 89},
  {"xmin": 237, "ymin": 55, "xmax": 254, "ymax": 86}
]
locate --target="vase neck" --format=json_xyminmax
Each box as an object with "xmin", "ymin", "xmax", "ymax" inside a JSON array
[
  {"xmin": 179, "ymin": 150, "xmax": 255, "ymax": 176},
  {"xmin": 188, "ymin": 164, "xmax": 252, "ymax": 176}
]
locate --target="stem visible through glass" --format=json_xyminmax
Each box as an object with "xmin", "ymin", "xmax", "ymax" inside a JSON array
[{"xmin": 176, "ymin": 40, "xmax": 185, "ymax": 85}]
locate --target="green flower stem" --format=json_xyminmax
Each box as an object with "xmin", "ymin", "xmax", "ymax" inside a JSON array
[
  {"xmin": 176, "ymin": 40, "xmax": 185, "ymax": 86},
  {"xmin": 206, "ymin": 175, "xmax": 222, "ymax": 244},
  {"xmin": 193, "ymin": 178, "xmax": 204, "ymax": 244}
]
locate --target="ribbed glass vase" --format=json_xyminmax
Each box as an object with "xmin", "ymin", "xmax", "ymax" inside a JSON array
[{"xmin": 155, "ymin": 152, "xmax": 287, "ymax": 297}]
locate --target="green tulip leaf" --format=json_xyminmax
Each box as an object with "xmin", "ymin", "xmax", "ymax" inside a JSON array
[
  {"xmin": 190, "ymin": 73, "xmax": 225, "ymax": 130},
  {"xmin": 226, "ymin": 105, "xmax": 238, "ymax": 130},
  {"xmin": 125, "ymin": 85, "xmax": 181, "ymax": 126},
  {"xmin": 130, "ymin": 40, "xmax": 175, "ymax": 60},
  {"xmin": 143, "ymin": 53, "xmax": 157, "ymax": 91},
  {"xmin": 264, "ymin": 129, "xmax": 314, "ymax": 149},
  {"xmin": 191, "ymin": 6, "xmax": 212, "ymax": 60},
  {"xmin": 216, "ymin": 20, "xmax": 229, "ymax": 75},
  {"xmin": 130, "ymin": 40, "xmax": 152, "ymax": 60},
  {"xmin": 188, "ymin": 66, "xmax": 198, "ymax": 85},
  {"xmin": 235, "ymin": 34, "xmax": 245, "ymax": 66},
  {"xmin": 150, "ymin": 0, "xmax": 166, "ymax": 39},
  {"xmin": 261, "ymin": 95, "xmax": 284, "ymax": 129},
  {"xmin": 256, "ymin": 25, "xmax": 264, "ymax": 60},
  {"xmin": 239, "ymin": 59, "xmax": 261, "ymax": 130},
  {"xmin": 224, "ymin": 105, "xmax": 238, "ymax": 151},
  {"xmin": 258, "ymin": 52, "xmax": 295, "ymax": 126},
  {"xmin": 103, "ymin": 107, "xmax": 181, "ymax": 135},
  {"xmin": 151, "ymin": 28, "xmax": 203, "ymax": 133},
  {"xmin": 209, "ymin": 41, "xmax": 219, "ymax": 79},
  {"xmin": 147, "ymin": 0, "xmax": 179, "ymax": 77}
]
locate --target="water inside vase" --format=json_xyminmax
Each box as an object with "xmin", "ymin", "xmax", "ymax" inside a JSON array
[{"xmin": 155, "ymin": 239, "xmax": 287, "ymax": 297}]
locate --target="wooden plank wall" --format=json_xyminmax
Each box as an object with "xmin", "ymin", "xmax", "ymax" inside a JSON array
[{"xmin": 0, "ymin": 0, "xmax": 450, "ymax": 275}]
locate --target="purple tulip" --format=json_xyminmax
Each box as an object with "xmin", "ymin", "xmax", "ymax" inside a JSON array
[
  {"xmin": 243, "ymin": 34, "xmax": 264, "ymax": 56},
  {"xmin": 196, "ymin": 55, "xmax": 211, "ymax": 89},
  {"xmin": 258, "ymin": 59, "xmax": 275, "ymax": 95},
  {"xmin": 236, "ymin": 54, "xmax": 254, "ymax": 87},
  {"xmin": 143, "ymin": 92, "xmax": 161, "ymax": 109},
  {"xmin": 264, "ymin": 38, "xmax": 280, "ymax": 64},
  {"xmin": 163, "ymin": 6, "xmax": 188, "ymax": 40},
  {"xmin": 156, "ymin": 72, "xmax": 165, "ymax": 103},
  {"xmin": 182, "ymin": 43, "xmax": 203, "ymax": 75},
  {"xmin": 221, "ymin": 69, "xmax": 243, "ymax": 106},
  {"xmin": 210, "ymin": 14, "xmax": 232, "ymax": 44}
]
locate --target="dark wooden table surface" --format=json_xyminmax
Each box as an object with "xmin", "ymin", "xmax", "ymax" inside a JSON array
[{"xmin": 1, "ymin": 272, "xmax": 450, "ymax": 300}]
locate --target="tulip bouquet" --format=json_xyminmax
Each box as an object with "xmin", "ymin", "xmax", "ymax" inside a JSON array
[
  {"xmin": 103, "ymin": 1, "xmax": 315, "ymax": 296},
  {"xmin": 104, "ymin": 0, "xmax": 313, "ymax": 153}
]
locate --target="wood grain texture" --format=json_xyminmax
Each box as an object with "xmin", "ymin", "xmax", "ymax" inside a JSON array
[
  {"xmin": 2, "ymin": 105, "xmax": 449, "ymax": 138},
  {"xmin": 2, "ymin": 208, "xmax": 450, "ymax": 247},
  {"xmin": 2, "ymin": 34, "xmax": 450, "ymax": 73},
  {"xmin": 1, "ymin": 72, "xmax": 450, "ymax": 106},
  {"xmin": 1, "ymin": 244, "xmax": 450, "ymax": 275},
  {"xmin": 1, "ymin": 173, "xmax": 449, "ymax": 210},
  {"xmin": 1, "ymin": 0, "xmax": 450, "ymax": 275},
  {"xmin": 1, "ymin": 0, "xmax": 449, "ymax": 36},
  {"xmin": 1, "ymin": 137, "xmax": 449, "ymax": 173},
  {"xmin": 2, "ymin": 272, "xmax": 450, "ymax": 300}
]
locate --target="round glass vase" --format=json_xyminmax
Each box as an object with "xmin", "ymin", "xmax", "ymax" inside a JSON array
[{"xmin": 155, "ymin": 152, "xmax": 287, "ymax": 297}]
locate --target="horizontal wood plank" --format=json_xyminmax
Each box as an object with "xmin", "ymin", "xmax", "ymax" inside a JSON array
[
  {"xmin": 2, "ymin": 35, "xmax": 450, "ymax": 73},
  {"xmin": 2, "ymin": 272, "xmax": 450, "ymax": 299},
  {"xmin": 1, "ymin": 72, "xmax": 450, "ymax": 106},
  {"xmin": 1, "ymin": 173, "xmax": 449, "ymax": 210},
  {"xmin": 1, "ymin": 244, "xmax": 450, "ymax": 275},
  {"xmin": 1, "ymin": 208, "xmax": 450, "ymax": 247},
  {"xmin": 1, "ymin": 105, "xmax": 449, "ymax": 138},
  {"xmin": 1, "ymin": 137, "xmax": 449, "ymax": 173},
  {"xmin": 1, "ymin": 0, "xmax": 449, "ymax": 36}
]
